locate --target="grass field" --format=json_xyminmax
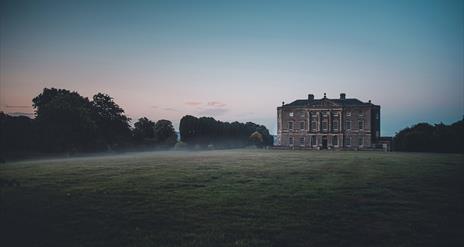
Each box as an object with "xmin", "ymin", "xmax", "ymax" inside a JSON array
[{"xmin": 1, "ymin": 150, "xmax": 463, "ymax": 247}]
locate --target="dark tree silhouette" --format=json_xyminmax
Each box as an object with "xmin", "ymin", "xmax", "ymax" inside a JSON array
[
  {"xmin": 0, "ymin": 112, "xmax": 37, "ymax": 157},
  {"xmin": 32, "ymin": 88, "xmax": 96, "ymax": 152},
  {"xmin": 393, "ymin": 120, "xmax": 463, "ymax": 153},
  {"xmin": 179, "ymin": 115, "xmax": 273, "ymax": 148},
  {"xmin": 154, "ymin": 119, "xmax": 177, "ymax": 147},
  {"xmin": 133, "ymin": 117, "xmax": 155, "ymax": 141},
  {"xmin": 91, "ymin": 93, "xmax": 131, "ymax": 149}
]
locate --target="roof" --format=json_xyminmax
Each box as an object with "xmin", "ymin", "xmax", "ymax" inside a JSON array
[{"xmin": 282, "ymin": 97, "xmax": 377, "ymax": 108}]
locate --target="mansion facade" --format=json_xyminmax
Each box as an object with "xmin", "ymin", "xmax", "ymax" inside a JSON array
[{"xmin": 276, "ymin": 93, "xmax": 381, "ymax": 149}]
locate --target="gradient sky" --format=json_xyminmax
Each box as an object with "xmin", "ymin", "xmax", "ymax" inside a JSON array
[{"xmin": 1, "ymin": 0, "xmax": 463, "ymax": 136}]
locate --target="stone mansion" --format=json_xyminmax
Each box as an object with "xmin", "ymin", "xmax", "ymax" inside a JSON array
[{"xmin": 276, "ymin": 93, "xmax": 381, "ymax": 149}]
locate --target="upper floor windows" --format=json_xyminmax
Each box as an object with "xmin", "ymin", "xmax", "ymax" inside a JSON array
[
  {"xmin": 332, "ymin": 121, "xmax": 338, "ymax": 130},
  {"xmin": 288, "ymin": 121, "xmax": 293, "ymax": 130},
  {"xmin": 358, "ymin": 120, "xmax": 364, "ymax": 130},
  {"xmin": 311, "ymin": 121, "xmax": 317, "ymax": 131},
  {"xmin": 346, "ymin": 120, "xmax": 352, "ymax": 130},
  {"xmin": 299, "ymin": 121, "xmax": 305, "ymax": 130},
  {"xmin": 289, "ymin": 112, "xmax": 294, "ymax": 117},
  {"xmin": 322, "ymin": 120, "xmax": 328, "ymax": 131},
  {"xmin": 346, "ymin": 112, "xmax": 351, "ymax": 117}
]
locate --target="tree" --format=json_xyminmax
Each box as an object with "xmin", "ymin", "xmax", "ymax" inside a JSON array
[
  {"xmin": 0, "ymin": 112, "xmax": 37, "ymax": 156},
  {"xmin": 249, "ymin": 131, "xmax": 264, "ymax": 148},
  {"xmin": 133, "ymin": 117, "xmax": 155, "ymax": 141},
  {"xmin": 179, "ymin": 115, "xmax": 273, "ymax": 148},
  {"xmin": 32, "ymin": 88, "xmax": 96, "ymax": 152},
  {"xmin": 91, "ymin": 93, "xmax": 131, "ymax": 148},
  {"xmin": 154, "ymin": 119, "xmax": 177, "ymax": 147},
  {"xmin": 179, "ymin": 115, "xmax": 198, "ymax": 144},
  {"xmin": 393, "ymin": 120, "xmax": 464, "ymax": 153}
]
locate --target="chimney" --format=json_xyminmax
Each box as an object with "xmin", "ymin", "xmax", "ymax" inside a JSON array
[
  {"xmin": 308, "ymin": 94, "xmax": 314, "ymax": 101},
  {"xmin": 340, "ymin": 93, "xmax": 346, "ymax": 100},
  {"xmin": 282, "ymin": 101, "xmax": 285, "ymax": 106},
  {"xmin": 323, "ymin": 93, "xmax": 327, "ymax": 99}
]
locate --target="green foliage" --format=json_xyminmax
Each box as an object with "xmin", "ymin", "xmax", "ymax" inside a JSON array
[
  {"xmin": 179, "ymin": 115, "xmax": 273, "ymax": 148},
  {"xmin": 133, "ymin": 117, "xmax": 156, "ymax": 141},
  {"xmin": 154, "ymin": 119, "xmax": 177, "ymax": 147},
  {"xmin": 0, "ymin": 112, "xmax": 37, "ymax": 155},
  {"xmin": 249, "ymin": 131, "xmax": 263, "ymax": 148},
  {"xmin": 393, "ymin": 120, "xmax": 464, "ymax": 153},
  {"xmin": 91, "ymin": 93, "xmax": 131, "ymax": 147},
  {"xmin": 32, "ymin": 88, "xmax": 96, "ymax": 152}
]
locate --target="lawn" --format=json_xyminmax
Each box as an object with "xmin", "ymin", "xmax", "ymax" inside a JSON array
[{"xmin": 1, "ymin": 150, "xmax": 463, "ymax": 247}]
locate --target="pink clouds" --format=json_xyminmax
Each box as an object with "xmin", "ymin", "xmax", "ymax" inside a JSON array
[
  {"xmin": 207, "ymin": 101, "xmax": 226, "ymax": 107},
  {"xmin": 185, "ymin": 101, "xmax": 202, "ymax": 106}
]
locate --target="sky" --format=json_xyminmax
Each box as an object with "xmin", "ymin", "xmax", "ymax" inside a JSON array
[{"xmin": 1, "ymin": 0, "xmax": 463, "ymax": 136}]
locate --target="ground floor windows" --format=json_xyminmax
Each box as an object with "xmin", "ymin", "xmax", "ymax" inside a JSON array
[
  {"xmin": 289, "ymin": 137, "xmax": 293, "ymax": 145},
  {"xmin": 311, "ymin": 135, "xmax": 317, "ymax": 146},
  {"xmin": 358, "ymin": 137, "xmax": 363, "ymax": 146},
  {"xmin": 346, "ymin": 136, "xmax": 351, "ymax": 146},
  {"xmin": 299, "ymin": 137, "xmax": 305, "ymax": 146},
  {"xmin": 332, "ymin": 136, "xmax": 338, "ymax": 146}
]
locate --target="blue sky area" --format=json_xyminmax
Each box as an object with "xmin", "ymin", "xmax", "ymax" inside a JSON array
[{"xmin": 1, "ymin": 0, "xmax": 463, "ymax": 136}]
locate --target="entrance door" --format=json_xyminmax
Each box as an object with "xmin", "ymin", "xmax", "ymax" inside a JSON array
[{"xmin": 322, "ymin": 136, "xmax": 328, "ymax": 149}]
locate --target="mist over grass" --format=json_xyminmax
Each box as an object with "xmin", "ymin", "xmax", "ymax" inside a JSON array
[{"xmin": 1, "ymin": 150, "xmax": 463, "ymax": 246}]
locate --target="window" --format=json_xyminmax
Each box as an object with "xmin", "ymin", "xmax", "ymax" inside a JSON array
[
  {"xmin": 332, "ymin": 136, "xmax": 338, "ymax": 146},
  {"xmin": 311, "ymin": 121, "xmax": 317, "ymax": 131},
  {"xmin": 346, "ymin": 112, "xmax": 351, "ymax": 117},
  {"xmin": 322, "ymin": 120, "xmax": 328, "ymax": 131},
  {"xmin": 346, "ymin": 121, "xmax": 351, "ymax": 130},
  {"xmin": 288, "ymin": 121, "xmax": 293, "ymax": 130},
  {"xmin": 289, "ymin": 137, "xmax": 294, "ymax": 145},
  {"xmin": 289, "ymin": 112, "xmax": 294, "ymax": 117},
  {"xmin": 332, "ymin": 121, "xmax": 338, "ymax": 130},
  {"xmin": 346, "ymin": 136, "xmax": 351, "ymax": 146},
  {"xmin": 299, "ymin": 137, "xmax": 305, "ymax": 146},
  {"xmin": 358, "ymin": 137, "xmax": 363, "ymax": 146},
  {"xmin": 300, "ymin": 112, "xmax": 305, "ymax": 117},
  {"xmin": 300, "ymin": 121, "xmax": 305, "ymax": 130},
  {"xmin": 358, "ymin": 120, "xmax": 364, "ymax": 130},
  {"xmin": 311, "ymin": 135, "xmax": 317, "ymax": 146}
]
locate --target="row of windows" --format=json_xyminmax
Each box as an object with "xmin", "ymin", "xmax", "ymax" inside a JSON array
[
  {"xmin": 288, "ymin": 136, "xmax": 364, "ymax": 146},
  {"xmin": 288, "ymin": 111, "xmax": 370, "ymax": 118},
  {"xmin": 287, "ymin": 120, "xmax": 363, "ymax": 130}
]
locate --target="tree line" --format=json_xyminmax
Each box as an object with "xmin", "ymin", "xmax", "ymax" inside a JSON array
[
  {"xmin": 0, "ymin": 88, "xmax": 274, "ymax": 158},
  {"xmin": 1, "ymin": 88, "xmax": 177, "ymax": 156},
  {"xmin": 179, "ymin": 115, "xmax": 273, "ymax": 148},
  {"xmin": 393, "ymin": 120, "xmax": 463, "ymax": 153}
]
